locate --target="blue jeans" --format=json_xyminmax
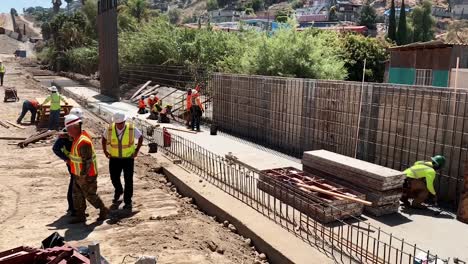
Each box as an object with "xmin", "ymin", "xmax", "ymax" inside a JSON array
[
  {"xmin": 49, "ymin": 110, "xmax": 60, "ymax": 130},
  {"xmin": 17, "ymin": 101, "xmax": 37, "ymax": 124}
]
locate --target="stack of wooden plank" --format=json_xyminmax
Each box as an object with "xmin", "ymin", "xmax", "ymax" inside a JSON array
[
  {"xmin": 302, "ymin": 150, "xmax": 405, "ymax": 216},
  {"xmin": 258, "ymin": 167, "xmax": 366, "ymax": 223},
  {"xmin": 36, "ymin": 97, "xmax": 76, "ymax": 129}
]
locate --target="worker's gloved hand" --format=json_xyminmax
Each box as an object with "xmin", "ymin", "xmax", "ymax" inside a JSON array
[{"xmin": 132, "ymin": 151, "xmax": 139, "ymax": 159}]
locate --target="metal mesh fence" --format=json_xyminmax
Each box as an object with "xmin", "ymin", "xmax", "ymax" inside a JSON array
[
  {"xmin": 210, "ymin": 73, "xmax": 468, "ymax": 206},
  {"xmin": 133, "ymin": 119, "xmax": 446, "ymax": 264}
]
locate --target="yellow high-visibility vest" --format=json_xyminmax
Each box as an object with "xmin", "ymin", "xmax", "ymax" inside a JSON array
[
  {"xmin": 0, "ymin": 65, "xmax": 5, "ymax": 73},
  {"xmin": 107, "ymin": 123, "xmax": 136, "ymax": 158},
  {"xmin": 403, "ymin": 161, "xmax": 436, "ymax": 195}
]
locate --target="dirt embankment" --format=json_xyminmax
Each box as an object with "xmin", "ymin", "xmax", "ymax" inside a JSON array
[{"xmin": 0, "ymin": 59, "xmax": 263, "ymax": 264}]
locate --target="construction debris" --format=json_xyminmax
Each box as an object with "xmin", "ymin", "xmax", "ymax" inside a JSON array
[
  {"xmin": 0, "ymin": 120, "xmax": 10, "ymax": 128},
  {"xmin": 259, "ymin": 167, "xmax": 366, "ymax": 223},
  {"xmin": 36, "ymin": 97, "xmax": 76, "ymax": 129},
  {"xmin": 302, "ymin": 150, "xmax": 405, "ymax": 216},
  {"xmin": 0, "ymin": 136, "xmax": 27, "ymax": 140},
  {"xmin": 5, "ymin": 120, "xmax": 25, "ymax": 129},
  {"xmin": 17, "ymin": 130, "xmax": 56, "ymax": 148},
  {"xmin": 129, "ymin": 81, "xmax": 152, "ymax": 100}
]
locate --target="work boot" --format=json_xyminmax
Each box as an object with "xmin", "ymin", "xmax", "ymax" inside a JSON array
[
  {"xmin": 123, "ymin": 203, "xmax": 132, "ymax": 211},
  {"xmin": 400, "ymin": 197, "xmax": 410, "ymax": 207},
  {"xmin": 411, "ymin": 203, "xmax": 427, "ymax": 209},
  {"xmin": 97, "ymin": 207, "xmax": 109, "ymax": 221},
  {"xmin": 112, "ymin": 193, "xmax": 122, "ymax": 204}
]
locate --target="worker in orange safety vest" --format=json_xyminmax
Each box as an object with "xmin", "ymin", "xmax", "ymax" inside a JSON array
[
  {"xmin": 65, "ymin": 114, "xmax": 108, "ymax": 223},
  {"xmin": 189, "ymin": 89, "xmax": 204, "ymax": 131},
  {"xmin": 137, "ymin": 96, "xmax": 147, "ymax": 114}
]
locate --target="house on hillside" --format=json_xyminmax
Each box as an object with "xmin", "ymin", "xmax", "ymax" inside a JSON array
[
  {"xmin": 208, "ymin": 9, "xmax": 243, "ymax": 23},
  {"xmin": 335, "ymin": 0, "xmax": 361, "ymax": 21},
  {"xmin": 451, "ymin": 0, "xmax": 468, "ymax": 18},
  {"xmin": 386, "ymin": 41, "xmax": 468, "ymax": 88}
]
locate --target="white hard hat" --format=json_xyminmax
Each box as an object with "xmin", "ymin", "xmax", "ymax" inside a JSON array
[
  {"xmin": 150, "ymin": 95, "xmax": 155, "ymax": 100},
  {"xmin": 113, "ymin": 112, "xmax": 127, "ymax": 123},
  {"xmin": 64, "ymin": 114, "xmax": 81, "ymax": 128},
  {"xmin": 70, "ymin": 107, "xmax": 83, "ymax": 118},
  {"xmin": 192, "ymin": 89, "xmax": 198, "ymax": 94},
  {"xmin": 48, "ymin": 86, "xmax": 58, "ymax": 92}
]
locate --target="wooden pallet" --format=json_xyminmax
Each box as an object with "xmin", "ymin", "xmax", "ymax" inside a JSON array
[
  {"xmin": 36, "ymin": 97, "xmax": 77, "ymax": 129},
  {"xmin": 258, "ymin": 167, "xmax": 366, "ymax": 223}
]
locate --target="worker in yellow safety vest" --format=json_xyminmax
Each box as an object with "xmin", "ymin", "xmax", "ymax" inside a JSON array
[
  {"xmin": 102, "ymin": 112, "xmax": 143, "ymax": 211},
  {"xmin": 65, "ymin": 114, "xmax": 108, "ymax": 223},
  {"xmin": 42, "ymin": 86, "xmax": 68, "ymax": 131},
  {"xmin": 401, "ymin": 155, "xmax": 446, "ymax": 209},
  {"xmin": 0, "ymin": 60, "xmax": 6, "ymax": 86}
]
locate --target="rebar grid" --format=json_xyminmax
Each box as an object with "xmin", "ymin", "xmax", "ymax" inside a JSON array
[
  {"xmin": 211, "ymin": 73, "xmax": 468, "ymax": 207},
  {"xmin": 134, "ymin": 118, "xmax": 445, "ymax": 264}
]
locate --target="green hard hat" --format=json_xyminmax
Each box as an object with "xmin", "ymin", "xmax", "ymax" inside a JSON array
[{"xmin": 431, "ymin": 155, "xmax": 446, "ymax": 168}]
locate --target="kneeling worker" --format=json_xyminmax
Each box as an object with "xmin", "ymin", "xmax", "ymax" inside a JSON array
[
  {"xmin": 65, "ymin": 114, "xmax": 108, "ymax": 223},
  {"xmin": 159, "ymin": 104, "xmax": 175, "ymax": 123},
  {"xmin": 401, "ymin": 155, "xmax": 446, "ymax": 209},
  {"xmin": 102, "ymin": 112, "xmax": 143, "ymax": 211}
]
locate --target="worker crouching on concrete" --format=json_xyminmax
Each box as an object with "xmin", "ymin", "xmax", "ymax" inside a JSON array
[
  {"xmin": 159, "ymin": 104, "xmax": 176, "ymax": 123},
  {"xmin": 16, "ymin": 99, "xmax": 40, "ymax": 124},
  {"xmin": 137, "ymin": 96, "xmax": 147, "ymax": 114},
  {"xmin": 52, "ymin": 108, "xmax": 87, "ymax": 216},
  {"xmin": 65, "ymin": 114, "xmax": 109, "ymax": 223},
  {"xmin": 147, "ymin": 95, "xmax": 160, "ymax": 120},
  {"xmin": 0, "ymin": 60, "xmax": 5, "ymax": 86},
  {"xmin": 43, "ymin": 86, "xmax": 68, "ymax": 131},
  {"xmin": 401, "ymin": 155, "xmax": 446, "ymax": 209},
  {"xmin": 102, "ymin": 112, "xmax": 143, "ymax": 211}
]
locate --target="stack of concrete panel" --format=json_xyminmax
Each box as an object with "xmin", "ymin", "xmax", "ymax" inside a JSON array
[
  {"xmin": 302, "ymin": 150, "xmax": 405, "ymax": 216},
  {"xmin": 258, "ymin": 167, "xmax": 366, "ymax": 223}
]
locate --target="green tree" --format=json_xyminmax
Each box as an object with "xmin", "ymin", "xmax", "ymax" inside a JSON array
[
  {"xmin": 207, "ymin": 0, "xmax": 219, "ymax": 11},
  {"xmin": 168, "ymin": 8, "xmax": 182, "ymax": 24},
  {"xmin": 358, "ymin": 0, "xmax": 377, "ymax": 30},
  {"xmin": 41, "ymin": 22, "xmax": 52, "ymax": 40},
  {"xmin": 342, "ymin": 34, "xmax": 389, "ymax": 82},
  {"xmin": 396, "ymin": 0, "xmax": 407, "ymax": 45},
  {"xmin": 410, "ymin": 0, "xmax": 435, "ymax": 42},
  {"xmin": 82, "ymin": 0, "xmax": 98, "ymax": 39},
  {"xmin": 387, "ymin": 0, "xmax": 396, "ymax": 41}
]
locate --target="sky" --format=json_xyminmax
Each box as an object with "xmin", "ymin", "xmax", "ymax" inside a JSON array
[{"xmin": 0, "ymin": 0, "xmax": 52, "ymax": 14}]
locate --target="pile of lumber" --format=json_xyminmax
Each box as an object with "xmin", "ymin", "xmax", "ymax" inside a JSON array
[
  {"xmin": 302, "ymin": 150, "xmax": 405, "ymax": 216},
  {"xmin": 126, "ymin": 81, "xmax": 162, "ymax": 102},
  {"xmin": 36, "ymin": 97, "xmax": 76, "ymax": 129},
  {"xmin": 17, "ymin": 130, "xmax": 57, "ymax": 148},
  {"xmin": 258, "ymin": 167, "xmax": 367, "ymax": 223}
]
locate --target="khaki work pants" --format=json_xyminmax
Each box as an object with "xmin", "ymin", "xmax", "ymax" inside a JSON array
[
  {"xmin": 72, "ymin": 175, "xmax": 105, "ymax": 217},
  {"xmin": 402, "ymin": 178, "xmax": 430, "ymax": 207}
]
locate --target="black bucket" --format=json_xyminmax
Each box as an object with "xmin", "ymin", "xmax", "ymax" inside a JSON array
[
  {"xmin": 147, "ymin": 126, "xmax": 155, "ymax": 137},
  {"xmin": 148, "ymin": 142, "xmax": 158, "ymax": 153},
  {"xmin": 210, "ymin": 124, "xmax": 218, "ymax": 135}
]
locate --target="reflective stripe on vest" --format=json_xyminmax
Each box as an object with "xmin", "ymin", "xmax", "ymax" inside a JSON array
[
  {"xmin": 69, "ymin": 134, "xmax": 97, "ymax": 176},
  {"xmin": 107, "ymin": 123, "xmax": 136, "ymax": 158},
  {"xmin": 405, "ymin": 162, "xmax": 433, "ymax": 179}
]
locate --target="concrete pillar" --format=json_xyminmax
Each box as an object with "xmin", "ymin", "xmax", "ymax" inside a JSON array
[{"xmin": 98, "ymin": 0, "xmax": 119, "ymax": 100}]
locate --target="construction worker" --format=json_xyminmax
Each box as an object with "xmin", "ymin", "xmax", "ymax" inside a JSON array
[
  {"xmin": 159, "ymin": 104, "xmax": 175, "ymax": 123},
  {"xmin": 189, "ymin": 89, "xmax": 204, "ymax": 131},
  {"xmin": 52, "ymin": 108, "xmax": 86, "ymax": 216},
  {"xmin": 186, "ymin": 88, "xmax": 193, "ymax": 128},
  {"xmin": 42, "ymin": 86, "xmax": 68, "ymax": 131},
  {"xmin": 16, "ymin": 99, "xmax": 40, "ymax": 124},
  {"xmin": 65, "ymin": 114, "xmax": 108, "ymax": 223},
  {"xmin": 147, "ymin": 95, "xmax": 159, "ymax": 120},
  {"xmin": 0, "ymin": 60, "xmax": 5, "ymax": 86},
  {"xmin": 137, "ymin": 96, "xmax": 147, "ymax": 114},
  {"xmin": 102, "ymin": 112, "xmax": 143, "ymax": 211},
  {"xmin": 401, "ymin": 155, "xmax": 446, "ymax": 209}
]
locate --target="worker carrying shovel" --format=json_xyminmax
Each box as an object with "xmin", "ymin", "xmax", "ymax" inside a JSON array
[{"xmin": 401, "ymin": 155, "xmax": 446, "ymax": 209}]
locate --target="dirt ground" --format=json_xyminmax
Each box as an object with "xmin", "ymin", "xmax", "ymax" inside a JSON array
[{"xmin": 0, "ymin": 58, "xmax": 261, "ymax": 263}]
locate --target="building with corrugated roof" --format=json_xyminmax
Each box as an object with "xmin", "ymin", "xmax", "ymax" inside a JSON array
[{"xmin": 386, "ymin": 41, "xmax": 468, "ymax": 87}]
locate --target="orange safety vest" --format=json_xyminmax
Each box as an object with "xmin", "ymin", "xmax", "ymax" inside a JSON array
[
  {"xmin": 186, "ymin": 94, "xmax": 193, "ymax": 110},
  {"xmin": 138, "ymin": 99, "xmax": 146, "ymax": 109},
  {"xmin": 69, "ymin": 133, "xmax": 98, "ymax": 177}
]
